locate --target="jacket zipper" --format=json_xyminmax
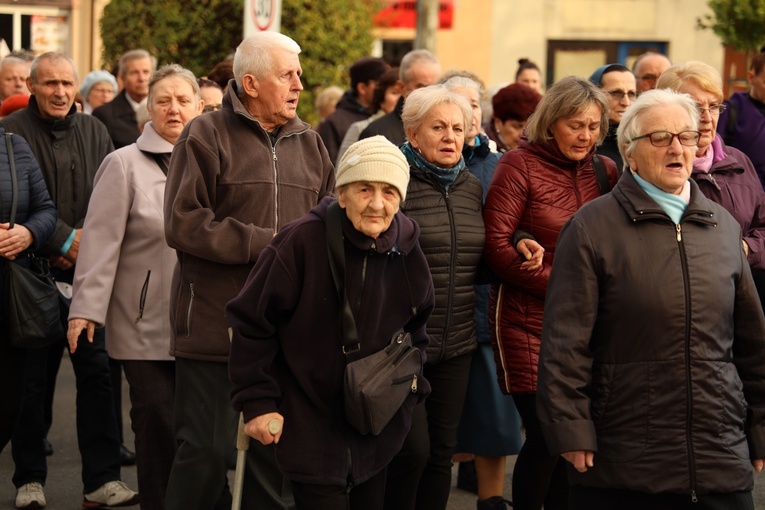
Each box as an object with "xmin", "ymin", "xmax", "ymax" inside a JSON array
[
  {"xmin": 185, "ymin": 282, "xmax": 195, "ymax": 337},
  {"xmin": 267, "ymin": 128, "xmax": 313, "ymax": 235},
  {"xmin": 676, "ymin": 223, "xmax": 698, "ymax": 503},
  {"xmin": 135, "ymin": 270, "xmax": 151, "ymax": 323},
  {"xmin": 441, "ymin": 189, "xmax": 456, "ymax": 362}
]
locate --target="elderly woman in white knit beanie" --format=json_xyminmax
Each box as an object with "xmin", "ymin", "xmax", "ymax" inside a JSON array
[{"xmin": 228, "ymin": 136, "xmax": 436, "ymax": 510}]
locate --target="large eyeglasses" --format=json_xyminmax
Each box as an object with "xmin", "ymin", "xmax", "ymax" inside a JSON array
[
  {"xmin": 631, "ymin": 130, "xmax": 700, "ymax": 147},
  {"xmin": 697, "ymin": 104, "xmax": 727, "ymax": 116},
  {"xmin": 607, "ymin": 90, "xmax": 636, "ymax": 101}
]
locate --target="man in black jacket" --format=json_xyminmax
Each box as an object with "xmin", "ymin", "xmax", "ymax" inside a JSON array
[
  {"xmin": 316, "ymin": 56, "xmax": 388, "ymax": 163},
  {"xmin": 589, "ymin": 64, "xmax": 636, "ymax": 173},
  {"xmin": 359, "ymin": 49, "xmax": 441, "ymax": 146},
  {"xmin": 93, "ymin": 49, "xmax": 155, "ymax": 149},
  {"xmin": 0, "ymin": 52, "xmax": 138, "ymax": 510}
]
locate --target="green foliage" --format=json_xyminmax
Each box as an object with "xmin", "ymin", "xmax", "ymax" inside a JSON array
[
  {"xmin": 281, "ymin": 0, "xmax": 379, "ymax": 125},
  {"xmin": 100, "ymin": 0, "xmax": 244, "ymax": 78},
  {"xmin": 698, "ymin": 0, "xmax": 765, "ymax": 63}
]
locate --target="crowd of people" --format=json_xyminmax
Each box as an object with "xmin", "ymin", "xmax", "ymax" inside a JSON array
[{"xmin": 1, "ymin": 29, "xmax": 765, "ymax": 510}]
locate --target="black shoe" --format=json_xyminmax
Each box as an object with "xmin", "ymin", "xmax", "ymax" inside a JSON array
[
  {"xmin": 477, "ymin": 496, "xmax": 513, "ymax": 509},
  {"xmin": 43, "ymin": 437, "xmax": 53, "ymax": 457},
  {"xmin": 120, "ymin": 444, "xmax": 136, "ymax": 466},
  {"xmin": 457, "ymin": 460, "xmax": 478, "ymax": 494}
]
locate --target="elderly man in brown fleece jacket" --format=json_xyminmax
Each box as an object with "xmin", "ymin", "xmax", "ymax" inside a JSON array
[{"xmin": 163, "ymin": 31, "xmax": 335, "ymax": 510}]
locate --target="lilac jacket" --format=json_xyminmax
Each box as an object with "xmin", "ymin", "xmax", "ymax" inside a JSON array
[
  {"xmin": 692, "ymin": 134, "xmax": 765, "ymax": 270},
  {"xmin": 718, "ymin": 91, "xmax": 765, "ymax": 190}
]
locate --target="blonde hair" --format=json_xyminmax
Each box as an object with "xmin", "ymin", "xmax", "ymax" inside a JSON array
[
  {"xmin": 401, "ymin": 84, "xmax": 473, "ymax": 139},
  {"xmin": 655, "ymin": 61, "xmax": 723, "ymax": 103}
]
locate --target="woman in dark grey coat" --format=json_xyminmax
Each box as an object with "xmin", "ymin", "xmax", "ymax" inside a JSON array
[
  {"xmin": 538, "ymin": 89, "xmax": 765, "ymax": 510},
  {"xmin": 0, "ymin": 127, "xmax": 56, "ymax": 453}
]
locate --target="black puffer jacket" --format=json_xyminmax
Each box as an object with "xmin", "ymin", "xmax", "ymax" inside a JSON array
[
  {"xmin": 401, "ymin": 164, "xmax": 484, "ymax": 363},
  {"xmin": 538, "ymin": 170, "xmax": 765, "ymax": 497},
  {"xmin": 0, "ymin": 128, "xmax": 56, "ymax": 253}
]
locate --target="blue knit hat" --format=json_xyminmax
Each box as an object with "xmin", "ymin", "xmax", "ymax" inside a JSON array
[{"xmin": 79, "ymin": 70, "xmax": 118, "ymax": 99}]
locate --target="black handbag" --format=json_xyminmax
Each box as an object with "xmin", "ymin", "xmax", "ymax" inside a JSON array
[
  {"xmin": 2, "ymin": 132, "xmax": 64, "ymax": 349},
  {"xmin": 325, "ymin": 202, "xmax": 422, "ymax": 436}
]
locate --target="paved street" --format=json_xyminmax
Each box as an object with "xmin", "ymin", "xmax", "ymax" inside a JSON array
[{"xmin": 1, "ymin": 354, "xmax": 764, "ymax": 509}]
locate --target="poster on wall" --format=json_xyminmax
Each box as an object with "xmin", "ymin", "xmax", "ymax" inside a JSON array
[{"xmin": 31, "ymin": 15, "xmax": 68, "ymax": 54}]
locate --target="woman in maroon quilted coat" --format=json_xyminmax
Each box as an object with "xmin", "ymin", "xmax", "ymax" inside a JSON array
[{"xmin": 483, "ymin": 76, "xmax": 619, "ymax": 510}]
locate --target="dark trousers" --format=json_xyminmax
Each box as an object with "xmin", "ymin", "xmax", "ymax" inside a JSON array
[
  {"xmin": 110, "ymin": 357, "xmax": 126, "ymax": 445},
  {"xmin": 11, "ymin": 328, "xmax": 121, "ymax": 493},
  {"xmin": 570, "ymin": 486, "xmax": 754, "ymax": 510},
  {"xmin": 0, "ymin": 341, "xmax": 26, "ymax": 453},
  {"xmin": 292, "ymin": 468, "xmax": 387, "ymax": 510},
  {"xmin": 511, "ymin": 393, "xmax": 568, "ymax": 510},
  {"xmin": 165, "ymin": 358, "xmax": 293, "ymax": 510},
  {"xmin": 384, "ymin": 353, "xmax": 473, "ymax": 510},
  {"xmin": 122, "ymin": 360, "xmax": 175, "ymax": 510}
]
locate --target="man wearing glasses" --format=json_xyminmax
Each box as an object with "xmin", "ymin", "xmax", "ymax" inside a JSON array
[
  {"xmin": 632, "ymin": 52, "xmax": 671, "ymax": 95},
  {"xmin": 590, "ymin": 64, "xmax": 637, "ymax": 173}
]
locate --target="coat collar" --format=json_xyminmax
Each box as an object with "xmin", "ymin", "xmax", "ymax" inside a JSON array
[
  {"xmin": 136, "ymin": 121, "xmax": 175, "ymax": 154},
  {"xmin": 612, "ymin": 170, "xmax": 717, "ymax": 226},
  {"xmin": 222, "ymin": 81, "xmax": 311, "ymax": 139}
]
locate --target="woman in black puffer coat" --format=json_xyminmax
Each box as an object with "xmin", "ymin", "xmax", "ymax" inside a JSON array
[{"xmin": 0, "ymin": 127, "xmax": 57, "ymax": 452}]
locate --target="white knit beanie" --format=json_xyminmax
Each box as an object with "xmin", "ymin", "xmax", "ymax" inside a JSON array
[{"xmin": 335, "ymin": 135, "xmax": 410, "ymax": 201}]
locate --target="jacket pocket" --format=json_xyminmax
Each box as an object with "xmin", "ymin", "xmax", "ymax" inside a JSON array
[
  {"xmin": 135, "ymin": 270, "xmax": 151, "ymax": 323},
  {"xmin": 591, "ymin": 362, "xmax": 649, "ymax": 463},
  {"xmin": 184, "ymin": 282, "xmax": 195, "ymax": 337}
]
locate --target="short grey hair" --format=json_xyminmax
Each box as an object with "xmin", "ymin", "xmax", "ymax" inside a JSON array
[
  {"xmin": 400, "ymin": 49, "xmax": 439, "ymax": 85},
  {"xmin": 1, "ymin": 56, "xmax": 29, "ymax": 72},
  {"xmin": 30, "ymin": 52, "xmax": 78, "ymax": 84},
  {"xmin": 233, "ymin": 32, "xmax": 301, "ymax": 93},
  {"xmin": 118, "ymin": 49, "xmax": 157, "ymax": 78},
  {"xmin": 402, "ymin": 84, "xmax": 473, "ymax": 140},
  {"xmin": 524, "ymin": 75, "xmax": 609, "ymax": 145},
  {"xmin": 148, "ymin": 64, "xmax": 201, "ymax": 105},
  {"xmin": 617, "ymin": 88, "xmax": 699, "ymax": 168},
  {"xmin": 441, "ymin": 75, "xmax": 482, "ymax": 102}
]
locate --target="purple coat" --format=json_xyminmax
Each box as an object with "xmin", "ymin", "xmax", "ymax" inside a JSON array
[
  {"xmin": 718, "ymin": 91, "xmax": 765, "ymax": 190},
  {"xmin": 692, "ymin": 135, "xmax": 765, "ymax": 270}
]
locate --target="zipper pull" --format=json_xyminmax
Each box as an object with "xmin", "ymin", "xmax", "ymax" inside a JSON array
[
  {"xmin": 272, "ymin": 147, "xmax": 277, "ymax": 162},
  {"xmin": 411, "ymin": 374, "xmax": 418, "ymax": 393},
  {"xmin": 691, "ymin": 490, "xmax": 698, "ymax": 503},
  {"xmin": 676, "ymin": 224, "xmax": 682, "ymax": 242}
]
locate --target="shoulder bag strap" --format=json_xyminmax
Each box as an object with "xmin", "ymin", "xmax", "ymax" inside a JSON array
[
  {"xmin": 592, "ymin": 153, "xmax": 610, "ymax": 196},
  {"xmin": 6, "ymin": 133, "xmax": 17, "ymax": 228},
  {"xmin": 325, "ymin": 202, "xmax": 362, "ymax": 360}
]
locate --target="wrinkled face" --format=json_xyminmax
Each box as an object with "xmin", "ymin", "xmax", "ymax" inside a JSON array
[
  {"xmin": 200, "ymin": 85, "xmax": 223, "ymax": 113},
  {"xmin": 626, "ymin": 104, "xmax": 696, "ymax": 195},
  {"xmin": 495, "ymin": 118, "xmax": 526, "ymax": 150},
  {"xmin": 516, "ymin": 69, "xmax": 542, "ymax": 92},
  {"xmin": 634, "ymin": 55, "xmax": 671, "ymax": 94},
  {"xmin": 248, "ymin": 49, "xmax": 303, "ymax": 131},
  {"xmin": 550, "ymin": 103, "xmax": 602, "ymax": 161},
  {"xmin": 0, "ymin": 63, "xmax": 29, "ymax": 100},
  {"xmin": 148, "ymin": 76, "xmax": 203, "ymax": 144},
  {"xmin": 86, "ymin": 80, "xmax": 116, "ymax": 110},
  {"xmin": 601, "ymin": 71, "xmax": 636, "ymax": 124},
  {"xmin": 402, "ymin": 61, "xmax": 442, "ymax": 96},
  {"xmin": 748, "ymin": 67, "xmax": 765, "ymax": 103},
  {"xmin": 123, "ymin": 57, "xmax": 153, "ymax": 102},
  {"xmin": 408, "ymin": 102, "xmax": 466, "ymax": 168},
  {"xmin": 337, "ymin": 181, "xmax": 401, "ymax": 239},
  {"xmin": 452, "ymin": 85, "xmax": 482, "ymax": 142},
  {"xmin": 678, "ymin": 81, "xmax": 721, "ymax": 155},
  {"xmin": 28, "ymin": 58, "xmax": 77, "ymax": 119}
]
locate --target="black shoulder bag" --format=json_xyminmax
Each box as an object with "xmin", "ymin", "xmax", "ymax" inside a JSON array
[
  {"xmin": 325, "ymin": 202, "xmax": 422, "ymax": 436},
  {"xmin": 2, "ymin": 132, "xmax": 64, "ymax": 349}
]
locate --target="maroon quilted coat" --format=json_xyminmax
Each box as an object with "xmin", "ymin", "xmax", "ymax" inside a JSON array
[{"xmin": 483, "ymin": 138, "xmax": 618, "ymax": 394}]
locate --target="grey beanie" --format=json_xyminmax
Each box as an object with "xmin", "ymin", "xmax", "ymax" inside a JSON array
[
  {"xmin": 79, "ymin": 70, "xmax": 118, "ymax": 99},
  {"xmin": 336, "ymin": 136, "xmax": 410, "ymax": 200}
]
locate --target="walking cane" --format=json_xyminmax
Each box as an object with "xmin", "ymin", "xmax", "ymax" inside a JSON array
[{"xmin": 231, "ymin": 414, "xmax": 283, "ymax": 510}]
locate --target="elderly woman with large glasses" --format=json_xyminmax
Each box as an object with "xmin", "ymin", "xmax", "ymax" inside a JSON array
[
  {"xmin": 657, "ymin": 62, "xmax": 765, "ymax": 307},
  {"xmin": 537, "ymin": 88, "xmax": 765, "ymax": 510}
]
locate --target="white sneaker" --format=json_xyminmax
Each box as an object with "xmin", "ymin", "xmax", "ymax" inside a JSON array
[
  {"xmin": 15, "ymin": 482, "xmax": 46, "ymax": 509},
  {"xmin": 82, "ymin": 480, "xmax": 139, "ymax": 508}
]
